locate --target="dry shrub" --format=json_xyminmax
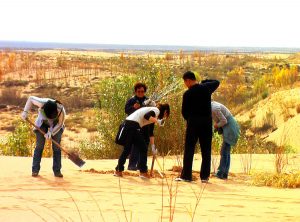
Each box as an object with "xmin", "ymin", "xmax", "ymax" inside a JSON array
[
  {"xmin": 252, "ymin": 171, "xmax": 300, "ymax": 188},
  {"xmin": 2, "ymin": 80, "xmax": 29, "ymax": 87},
  {"xmin": 0, "ymin": 88, "xmax": 26, "ymax": 106}
]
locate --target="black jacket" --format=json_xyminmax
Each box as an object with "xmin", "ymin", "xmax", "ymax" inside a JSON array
[
  {"xmin": 125, "ymin": 95, "xmax": 149, "ymax": 115},
  {"xmin": 182, "ymin": 80, "xmax": 220, "ymax": 121}
]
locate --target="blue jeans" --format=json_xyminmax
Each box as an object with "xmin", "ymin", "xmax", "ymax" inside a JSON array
[
  {"xmin": 32, "ymin": 124, "xmax": 63, "ymax": 174},
  {"xmin": 217, "ymin": 141, "xmax": 231, "ymax": 179}
]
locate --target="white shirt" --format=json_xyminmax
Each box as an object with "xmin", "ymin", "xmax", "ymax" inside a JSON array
[
  {"xmin": 24, "ymin": 96, "xmax": 66, "ymax": 135},
  {"xmin": 211, "ymin": 101, "xmax": 232, "ymax": 128},
  {"xmin": 126, "ymin": 107, "xmax": 160, "ymax": 128}
]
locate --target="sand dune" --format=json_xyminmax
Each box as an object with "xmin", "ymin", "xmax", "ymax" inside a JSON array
[{"xmin": 0, "ymin": 155, "xmax": 299, "ymax": 222}]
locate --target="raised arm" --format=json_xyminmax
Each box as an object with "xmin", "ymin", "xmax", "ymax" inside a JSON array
[{"xmin": 201, "ymin": 79, "xmax": 220, "ymax": 94}]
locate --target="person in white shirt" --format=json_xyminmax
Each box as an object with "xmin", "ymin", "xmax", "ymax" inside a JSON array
[
  {"xmin": 21, "ymin": 96, "xmax": 66, "ymax": 178},
  {"xmin": 211, "ymin": 101, "xmax": 240, "ymax": 179},
  {"xmin": 115, "ymin": 103, "xmax": 170, "ymax": 178}
]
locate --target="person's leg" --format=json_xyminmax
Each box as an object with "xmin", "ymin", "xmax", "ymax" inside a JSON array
[
  {"xmin": 198, "ymin": 125, "xmax": 212, "ymax": 181},
  {"xmin": 216, "ymin": 141, "xmax": 231, "ymax": 179},
  {"xmin": 52, "ymin": 128, "xmax": 63, "ymax": 176},
  {"xmin": 127, "ymin": 144, "xmax": 139, "ymax": 170},
  {"xmin": 32, "ymin": 125, "xmax": 47, "ymax": 174},
  {"xmin": 136, "ymin": 132, "xmax": 148, "ymax": 173},
  {"xmin": 224, "ymin": 143, "xmax": 231, "ymax": 178},
  {"xmin": 116, "ymin": 126, "xmax": 136, "ymax": 172},
  {"xmin": 180, "ymin": 125, "xmax": 198, "ymax": 181}
]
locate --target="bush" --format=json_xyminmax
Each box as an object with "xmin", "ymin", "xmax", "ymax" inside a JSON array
[
  {"xmin": 79, "ymin": 137, "xmax": 121, "ymax": 159},
  {"xmin": 261, "ymin": 90, "xmax": 269, "ymax": 99},
  {"xmin": 252, "ymin": 171, "xmax": 300, "ymax": 188},
  {"xmin": 80, "ymin": 59, "xmax": 184, "ymax": 159},
  {"xmin": 0, "ymin": 121, "xmax": 35, "ymax": 156},
  {"xmin": 0, "ymin": 88, "xmax": 27, "ymax": 106}
]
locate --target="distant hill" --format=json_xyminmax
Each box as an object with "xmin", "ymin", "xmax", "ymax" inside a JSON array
[{"xmin": 0, "ymin": 40, "xmax": 300, "ymax": 53}]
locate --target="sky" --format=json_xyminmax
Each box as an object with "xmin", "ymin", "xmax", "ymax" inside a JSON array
[{"xmin": 0, "ymin": 0, "xmax": 299, "ymax": 48}]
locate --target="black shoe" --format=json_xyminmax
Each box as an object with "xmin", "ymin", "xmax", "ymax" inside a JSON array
[
  {"xmin": 54, "ymin": 172, "xmax": 63, "ymax": 178},
  {"xmin": 32, "ymin": 172, "xmax": 39, "ymax": 177}
]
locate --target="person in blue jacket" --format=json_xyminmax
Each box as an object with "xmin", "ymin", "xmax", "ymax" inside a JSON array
[{"xmin": 211, "ymin": 101, "xmax": 240, "ymax": 179}]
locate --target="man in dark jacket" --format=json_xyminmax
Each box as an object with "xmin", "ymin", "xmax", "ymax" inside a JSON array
[
  {"xmin": 176, "ymin": 71, "xmax": 220, "ymax": 183},
  {"xmin": 125, "ymin": 82, "xmax": 154, "ymax": 170}
]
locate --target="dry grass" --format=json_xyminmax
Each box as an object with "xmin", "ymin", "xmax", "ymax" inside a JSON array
[
  {"xmin": 0, "ymin": 88, "xmax": 27, "ymax": 106},
  {"xmin": 252, "ymin": 171, "xmax": 300, "ymax": 188}
]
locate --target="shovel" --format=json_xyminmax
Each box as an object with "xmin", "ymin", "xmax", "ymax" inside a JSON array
[
  {"xmin": 150, "ymin": 154, "xmax": 164, "ymax": 178},
  {"xmin": 26, "ymin": 119, "xmax": 85, "ymax": 167}
]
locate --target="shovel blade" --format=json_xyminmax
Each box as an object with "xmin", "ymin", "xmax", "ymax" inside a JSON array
[{"xmin": 68, "ymin": 152, "xmax": 85, "ymax": 167}]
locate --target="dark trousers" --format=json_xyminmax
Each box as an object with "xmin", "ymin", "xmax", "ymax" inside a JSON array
[
  {"xmin": 116, "ymin": 121, "xmax": 148, "ymax": 173},
  {"xmin": 217, "ymin": 141, "xmax": 231, "ymax": 178},
  {"xmin": 128, "ymin": 127, "xmax": 150, "ymax": 169},
  {"xmin": 181, "ymin": 118, "xmax": 212, "ymax": 180},
  {"xmin": 32, "ymin": 124, "xmax": 63, "ymax": 173}
]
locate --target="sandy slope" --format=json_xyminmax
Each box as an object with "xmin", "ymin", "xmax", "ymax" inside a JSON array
[
  {"xmin": 0, "ymin": 155, "xmax": 299, "ymax": 222},
  {"xmin": 236, "ymin": 87, "xmax": 300, "ymax": 150}
]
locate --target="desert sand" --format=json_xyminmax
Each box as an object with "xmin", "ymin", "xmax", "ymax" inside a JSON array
[{"xmin": 0, "ymin": 154, "xmax": 299, "ymax": 222}]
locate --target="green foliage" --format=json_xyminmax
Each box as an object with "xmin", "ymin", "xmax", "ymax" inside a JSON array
[
  {"xmin": 0, "ymin": 121, "xmax": 35, "ymax": 156},
  {"xmin": 79, "ymin": 137, "xmax": 121, "ymax": 159},
  {"xmin": 95, "ymin": 75, "xmax": 137, "ymax": 153},
  {"xmin": 81, "ymin": 59, "xmax": 184, "ymax": 158}
]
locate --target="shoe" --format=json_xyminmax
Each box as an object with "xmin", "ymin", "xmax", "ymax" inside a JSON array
[
  {"xmin": 54, "ymin": 172, "xmax": 63, "ymax": 178},
  {"xmin": 114, "ymin": 171, "xmax": 123, "ymax": 177},
  {"xmin": 175, "ymin": 177, "xmax": 192, "ymax": 182},
  {"xmin": 127, "ymin": 166, "xmax": 138, "ymax": 171},
  {"xmin": 201, "ymin": 178, "xmax": 209, "ymax": 183},
  {"xmin": 139, "ymin": 172, "xmax": 150, "ymax": 179},
  {"xmin": 215, "ymin": 172, "xmax": 227, "ymax": 180},
  {"xmin": 32, "ymin": 172, "xmax": 39, "ymax": 177}
]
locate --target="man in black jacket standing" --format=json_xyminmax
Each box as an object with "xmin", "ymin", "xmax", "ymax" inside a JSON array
[{"xmin": 176, "ymin": 71, "xmax": 220, "ymax": 183}]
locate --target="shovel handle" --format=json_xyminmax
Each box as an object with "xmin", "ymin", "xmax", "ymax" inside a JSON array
[
  {"xmin": 150, "ymin": 154, "xmax": 155, "ymax": 176},
  {"xmin": 25, "ymin": 118, "xmax": 69, "ymax": 155}
]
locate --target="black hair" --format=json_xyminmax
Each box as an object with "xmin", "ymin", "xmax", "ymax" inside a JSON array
[
  {"xmin": 157, "ymin": 103, "xmax": 170, "ymax": 119},
  {"xmin": 134, "ymin": 82, "xmax": 147, "ymax": 92},
  {"xmin": 43, "ymin": 100, "xmax": 58, "ymax": 119},
  {"xmin": 182, "ymin": 71, "xmax": 196, "ymax": 80}
]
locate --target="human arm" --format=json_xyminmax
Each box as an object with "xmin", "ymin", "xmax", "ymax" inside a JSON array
[
  {"xmin": 125, "ymin": 97, "xmax": 140, "ymax": 115},
  {"xmin": 51, "ymin": 106, "xmax": 66, "ymax": 136},
  {"xmin": 181, "ymin": 92, "xmax": 190, "ymax": 120},
  {"xmin": 214, "ymin": 108, "xmax": 227, "ymax": 128},
  {"xmin": 201, "ymin": 79, "xmax": 220, "ymax": 94},
  {"xmin": 21, "ymin": 96, "xmax": 49, "ymax": 119}
]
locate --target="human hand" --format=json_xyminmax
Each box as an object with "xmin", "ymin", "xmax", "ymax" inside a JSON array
[
  {"xmin": 44, "ymin": 131, "xmax": 52, "ymax": 140},
  {"xmin": 21, "ymin": 111, "xmax": 28, "ymax": 120},
  {"xmin": 157, "ymin": 119, "xmax": 165, "ymax": 127},
  {"xmin": 133, "ymin": 103, "xmax": 141, "ymax": 109}
]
